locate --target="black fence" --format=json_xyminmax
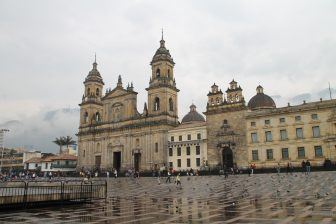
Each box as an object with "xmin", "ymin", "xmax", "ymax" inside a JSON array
[{"xmin": 0, "ymin": 180, "xmax": 107, "ymax": 210}]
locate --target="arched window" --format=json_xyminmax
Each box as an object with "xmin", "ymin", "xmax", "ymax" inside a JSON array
[
  {"xmin": 235, "ymin": 94, "xmax": 239, "ymax": 102},
  {"xmin": 154, "ymin": 97, "xmax": 160, "ymax": 111},
  {"xmin": 216, "ymin": 97, "xmax": 220, "ymax": 104},
  {"xmin": 96, "ymin": 88, "xmax": 100, "ymax": 96},
  {"xmin": 223, "ymin": 119, "xmax": 228, "ymax": 125},
  {"xmin": 87, "ymin": 88, "xmax": 90, "ymax": 96},
  {"xmin": 167, "ymin": 69, "xmax": 170, "ymax": 78},
  {"xmin": 95, "ymin": 112, "xmax": 101, "ymax": 122},
  {"xmin": 211, "ymin": 98, "xmax": 214, "ymax": 106},
  {"xmin": 169, "ymin": 98, "xmax": 173, "ymax": 111},
  {"xmin": 83, "ymin": 112, "xmax": 88, "ymax": 123},
  {"xmin": 156, "ymin": 68, "xmax": 160, "ymax": 78}
]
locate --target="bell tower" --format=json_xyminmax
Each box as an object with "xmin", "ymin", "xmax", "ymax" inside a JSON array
[
  {"xmin": 79, "ymin": 56, "xmax": 104, "ymax": 126},
  {"xmin": 146, "ymin": 32, "xmax": 179, "ymax": 120}
]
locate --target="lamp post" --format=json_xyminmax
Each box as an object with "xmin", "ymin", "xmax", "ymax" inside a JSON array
[{"xmin": 0, "ymin": 129, "xmax": 10, "ymax": 173}]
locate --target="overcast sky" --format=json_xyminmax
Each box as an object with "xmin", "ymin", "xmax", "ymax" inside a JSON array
[{"xmin": 1, "ymin": 0, "xmax": 336, "ymax": 152}]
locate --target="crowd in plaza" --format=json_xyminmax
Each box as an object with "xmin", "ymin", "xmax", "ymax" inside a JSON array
[{"xmin": 0, "ymin": 158, "xmax": 334, "ymax": 183}]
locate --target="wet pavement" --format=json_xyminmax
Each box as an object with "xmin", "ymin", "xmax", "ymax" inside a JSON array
[{"xmin": 1, "ymin": 172, "xmax": 336, "ymax": 223}]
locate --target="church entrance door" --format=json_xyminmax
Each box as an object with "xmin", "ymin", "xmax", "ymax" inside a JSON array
[
  {"xmin": 113, "ymin": 152, "xmax": 121, "ymax": 171},
  {"xmin": 222, "ymin": 147, "xmax": 233, "ymax": 168},
  {"xmin": 134, "ymin": 153, "xmax": 141, "ymax": 171}
]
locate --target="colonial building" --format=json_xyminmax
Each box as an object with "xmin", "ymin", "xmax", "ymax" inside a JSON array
[
  {"xmin": 246, "ymin": 85, "xmax": 336, "ymax": 168},
  {"xmin": 167, "ymin": 104, "xmax": 207, "ymax": 171},
  {"xmin": 204, "ymin": 81, "xmax": 336, "ymax": 169},
  {"xmin": 77, "ymin": 35, "xmax": 179, "ymax": 172},
  {"xmin": 77, "ymin": 35, "xmax": 336, "ymax": 171},
  {"xmin": 204, "ymin": 80, "xmax": 248, "ymax": 169}
]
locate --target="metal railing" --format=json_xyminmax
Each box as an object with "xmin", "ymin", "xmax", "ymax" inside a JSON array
[{"xmin": 0, "ymin": 180, "xmax": 107, "ymax": 210}]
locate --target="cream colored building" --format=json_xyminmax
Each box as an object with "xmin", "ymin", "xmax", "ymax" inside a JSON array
[
  {"xmin": 77, "ymin": 35, "xmax": 179, "ymax": 172},
  {"xmin": 246, "ymin": 86, "xmax": 336, "ymax": 168},
  {"xmin": 204, "ymin": 80, "xmax": 248, "ymax": 169},
  {"xmin": 167, "ymin": 104, "xmax": 207, "ymax": 171},
  {"xmin": 204, "ymin": 81, "xmax": 336, "ymax": 169},
  {"xmin": 77, "ymin": 34, "xmax": 336, "ymax": 171}
]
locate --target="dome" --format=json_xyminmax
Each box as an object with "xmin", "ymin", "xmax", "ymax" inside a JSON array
[
  {"xmin": 248, "ymin": 85, "xmax": 276, "ymax": 110},
  {"xmin": 84, "ymin": 61, "xmax": 104, "ymax": 85},
  {"xmin": 151, "ymin": 38, "xmax": 175, "ymax": 65},
  {"xmin": 181, "ymin": 104, "xmax": 205, "ymax": 123}
]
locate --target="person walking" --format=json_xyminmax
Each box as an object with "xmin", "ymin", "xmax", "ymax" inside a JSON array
[
  {"xmin": 290, "ymin": 163, "xmax": 294, "ymax": 175},
  {"xmin": 306, "ymin": 160, "xmax": 311, "ymax": 175},
  {"xmin": 301, "ymin": 160, "xmax": 306, "ymax": 174},
  {"xmin": 157, "ymin": 171, "xmax": 161, "ymax": 185},
  {"xmin": 106, "ymin": 171, "xmax": 110, "ymax": 178},
  {"xmin": 114, "ymin": 169, "xmax": 118, "ymax": 178},
  {"xmin": 135, "ymin": 171, "xmax": 140, "ymax": 184},
  {"xmin": 176, "ymin": 173, "xmax": 182, "ymax": 189},
  {"xmin": 166, "ymin": 171, "xmax": 171, "ymax": 183},
  {"xmin": 276, "ymin": 163, "xmax": 281, "ymax": 175}
]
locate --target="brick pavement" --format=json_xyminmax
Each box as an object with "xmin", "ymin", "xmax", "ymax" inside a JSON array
[{"xmin": 0, "ymin": 172, "xmax": 336, "ymax": 223}]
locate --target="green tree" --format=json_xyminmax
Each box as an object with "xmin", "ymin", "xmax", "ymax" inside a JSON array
[
  {"xmin": 53, "ymin": 137, "xmax": 65, "ymax": 154},
  {"xmin": 64, "ymin": 136, "xmax": 76, "ymax": 149}
]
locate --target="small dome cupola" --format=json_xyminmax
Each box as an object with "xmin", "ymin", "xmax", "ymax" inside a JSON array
[
  {"xmin": 181, "ymin": 104, "xmax": 205, "ymax": 124},
  {"xmin": 248, "ymin": 85, "xmax": 276, "ymax": 110},
  {"xmin": 84, "ymin": 56, "xmax": 104, "ymax": 85},
  {"xmin": 256, "ymin": 85, "xmax": 263, "ymax": 94},
  {"xmin": 150, "ymin": 30, "xmax": 175, "ymax": 65}
]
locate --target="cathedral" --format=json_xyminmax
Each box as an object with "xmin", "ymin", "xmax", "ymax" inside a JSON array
[
  {"xmin": 77, "ymin": 35, "xmax": 179, "ymax": 171},
  {"xmin": 78, "ymin": 35, "xmax": 336, "ymax": 172}
]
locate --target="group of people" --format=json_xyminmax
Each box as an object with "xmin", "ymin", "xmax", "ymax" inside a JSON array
[
  {"xmin": 0, "ymin": 170, "xmax": 54, "ymax": 181},
  {"xmin": 301, "ymin": 160, "xmax": 311, "ymax": 175}
]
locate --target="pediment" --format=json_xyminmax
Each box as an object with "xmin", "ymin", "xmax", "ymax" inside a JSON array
[{"xmin": 105, "ymin": 87, "xmax": 130, "ymax": 99}]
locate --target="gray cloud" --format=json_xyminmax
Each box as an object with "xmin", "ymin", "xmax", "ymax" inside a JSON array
[{"xmin": 1, "ymin": 0, "xmax": 336, "ymax": 151}]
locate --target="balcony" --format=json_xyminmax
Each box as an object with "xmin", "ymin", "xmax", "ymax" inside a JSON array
[{"xmin": 52, "ymin": 164, "xmax": 77, "ymax": 169}]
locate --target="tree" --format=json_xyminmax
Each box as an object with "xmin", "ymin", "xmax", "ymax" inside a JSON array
[
  {"xmin": 53, "ymin": 137, "xmax": 65, "ymax": 154},
  {"xmin": 64, "ymin": 136, "xmax": 76, "ymax": 149}
]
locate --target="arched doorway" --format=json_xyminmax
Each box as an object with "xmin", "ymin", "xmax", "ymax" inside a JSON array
[
  {"xmin": 222, "ymin": 147, "xmax": 233, "ymax": 168},
  {"xmin": 134, "ymin": 153, "xmax": 141, "ymax": 171},
  {"xmin": 113, "ymin": 151, "xmax": 121, "ymax": 171}
]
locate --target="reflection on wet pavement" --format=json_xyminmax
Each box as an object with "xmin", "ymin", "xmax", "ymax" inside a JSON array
[{"xmin": 1, "ymin": 172, "xmax": 336, "ymax": 223}]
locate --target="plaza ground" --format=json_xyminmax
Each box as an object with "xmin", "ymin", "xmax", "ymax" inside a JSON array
[{"xmin": 0, "ymin": 172, "xmax": 336, "ymax": 223}]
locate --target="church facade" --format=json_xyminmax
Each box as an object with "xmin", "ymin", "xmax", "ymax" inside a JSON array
[
  {"xmin": 77, "ymin": 36, "xmax": 179, "ymax": 171},
  {"xmin": 77, "ymin": 35, "xmax": 336, "ymax": 172}
]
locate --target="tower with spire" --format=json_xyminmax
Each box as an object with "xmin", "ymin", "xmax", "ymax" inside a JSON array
[
  {"xmin": 146, "ymin": 31, "xmax": 179, "ymax": 121},
  {"xmin": 79, "ymin": 56, "xmax": 104, "ymax": 126}
]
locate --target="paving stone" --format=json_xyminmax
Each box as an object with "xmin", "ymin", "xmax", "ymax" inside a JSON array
[{"xmin": 1, "ymin": 172, "xmax": 336, "ymax": 223}]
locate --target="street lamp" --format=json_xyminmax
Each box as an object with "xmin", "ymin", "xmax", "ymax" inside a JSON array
[{"xmin": 0, "ymin": 129, "xmax": 10, "ymax": 173}]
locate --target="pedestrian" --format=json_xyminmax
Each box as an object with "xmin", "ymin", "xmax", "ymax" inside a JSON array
[
  {"xmin": 250, "ymin": 164, "xmax": 254, "ymax": 175},
  {"xmin": 276, "ymin": 163, "xmax": 281, "ymax": 175},
  {"xmin": 286, "ymin": 163, "xmax": 290, "ymax": 174},
  {"xmin": 106, "ymin": 171, "xmax": 110, "ymax": 178},
  {"xmin": 166, "ymin": 171, "xmax": 171, "ymax": 183},
  {"xmin": 114, "ymin": 169, "xmax": 118, "ymax": 178},
  {"xmin": 224, "ymin": 168, "xmax": 228, "ymax": 179},
  {"xmin": 135, "ymin": 171, "xmax": 140, "ymax": 184},
  {"xmin": 301, "ymin": 160, "xmax": 306, "ymax": 174},
  {"xmin": 306, "ymin": 160, "xmax": 311, "ymax": 175},
  {"xmin": 176, "ymin": 173, "xmax": 182, "ymax": 188},
  {"xmin": 157, "ymin": 170, "xmax": 161, "ymax": 184}
]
